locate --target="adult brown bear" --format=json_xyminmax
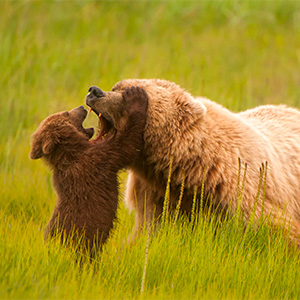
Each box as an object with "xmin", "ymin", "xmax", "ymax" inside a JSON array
[
  {"xmin": 87, "ymin": 79, "xmax": 300, "ymax": 245},
  {"xmin": 30, "ymin": 87, "xmax": 148, "ymax": 253}
]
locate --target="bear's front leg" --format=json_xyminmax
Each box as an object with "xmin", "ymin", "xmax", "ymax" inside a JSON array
[{"xmin": 125, "ymin": 171, "xmax": 164, "ymax": 242}]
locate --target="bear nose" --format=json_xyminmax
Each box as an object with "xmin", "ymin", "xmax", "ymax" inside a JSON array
[
  {"xmin": 71, "ymin": 105, "xmax": 85, "ymax": 113},
  {"xmin": 88, "ymin": 86, "xmax": 104, "ymax": 98}
]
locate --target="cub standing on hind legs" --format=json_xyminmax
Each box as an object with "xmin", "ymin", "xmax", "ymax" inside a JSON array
[{"xmin": 30, "ymin": 86, "xmax": 148, "ymax": 254}]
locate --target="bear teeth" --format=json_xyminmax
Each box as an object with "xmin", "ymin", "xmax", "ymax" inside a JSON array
[{"xmin": 90, "ymin": 114, "xmax": 114, "ymax": 143}]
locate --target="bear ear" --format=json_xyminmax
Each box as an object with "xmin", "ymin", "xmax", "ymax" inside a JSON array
[
  {"xmin": 29, "ymin": 140, "xmax": 44, "ymax": 160},
  {"xmin": 42, "ymin": 139, "xmax": 56, "ymax": 156},
  {"xmin": 29, "ymin": 133, "xmax": 57, "ymax": 160},
  {"xmin": 187, "ymin": 98, "xmax": 207, "ymax": 119}
]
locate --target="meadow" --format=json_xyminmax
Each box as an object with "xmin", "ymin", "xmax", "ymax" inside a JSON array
[{"xmin": 1, "ymin": 1, "xmax": 300, "ymax": 299}]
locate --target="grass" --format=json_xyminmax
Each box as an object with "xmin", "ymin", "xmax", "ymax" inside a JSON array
[{"xmin": 1, "ymin": 0, "xmax": 300, "ymax": 299}]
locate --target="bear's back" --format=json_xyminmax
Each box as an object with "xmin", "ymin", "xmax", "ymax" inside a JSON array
[
  {"xmin": 238, "ymin": 104, "xmax": 300, "ymax": 135},
  {"xmin": 238, "ymin": 105, "xmax": 300, "ymax": 201}
]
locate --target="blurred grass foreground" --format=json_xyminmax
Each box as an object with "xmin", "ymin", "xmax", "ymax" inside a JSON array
[{"xmin": 1, "ymin": 1, "xmax": 300, "ymax": 299}]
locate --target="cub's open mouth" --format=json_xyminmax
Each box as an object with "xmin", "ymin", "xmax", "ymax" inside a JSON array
[
  {"xmin": 70, "ymin": 106, "xmax": 94, "ymax": 139},
  {"xmin": 89, "ymin": 108, "xmax": 116, "ymax": 142},
  {"xmin": 81, "ymin": 126, "xmax": 94, "ymax": 139}
]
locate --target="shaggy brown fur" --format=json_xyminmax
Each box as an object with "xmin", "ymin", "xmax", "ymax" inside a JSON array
[
  {"xmin": 30, "ymin": 87, "xmax": 148, "ymax": 252},
  {"xmin": 87, "ymin": 79, "xmax": 300, "ymax": 246}
]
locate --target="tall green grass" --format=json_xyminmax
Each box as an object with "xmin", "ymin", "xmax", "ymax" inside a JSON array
[{"xmin": 1, "ymin": 1, "xmax": 300, "ymax": 299}]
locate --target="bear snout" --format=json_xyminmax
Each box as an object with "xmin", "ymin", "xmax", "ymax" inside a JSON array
[
  {"xmin": 88, "ymin": 86, "xmax": 105, "ymax": 98},
  {"xmin": 70, "ymin": 106, "xmax": 87, "ymax": 119},
  {"xmin": 86, "ymin": 96, "xmax": 98, "ymax": 109},
  {"xmin": 86, "ymin": 87, "xmax": 105, "ymax": 113}
]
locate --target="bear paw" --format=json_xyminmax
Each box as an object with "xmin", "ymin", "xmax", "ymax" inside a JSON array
[{"xmin": 123, "ymin": 86, "xmax": 148, "ymax": 115}]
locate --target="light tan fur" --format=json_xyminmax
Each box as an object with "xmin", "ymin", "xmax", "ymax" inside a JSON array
[{"xmin": 111, "ymin": 79, "xmax": 300, "ymax": 244}]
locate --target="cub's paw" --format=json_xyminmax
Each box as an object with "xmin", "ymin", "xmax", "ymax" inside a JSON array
[{"xmin": 122, "ymin": 86, "xmax": 148, "ymax": 114}]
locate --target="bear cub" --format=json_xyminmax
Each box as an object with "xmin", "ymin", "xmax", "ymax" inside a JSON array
[{"xmin": 30, "ymin": 86, "xmax": 148, "ymax": 253}]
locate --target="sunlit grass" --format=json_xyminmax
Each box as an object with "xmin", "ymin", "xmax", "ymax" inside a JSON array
[{"xmin": 1, "ymin": 1, "xmax": 300, "ymax": 299}]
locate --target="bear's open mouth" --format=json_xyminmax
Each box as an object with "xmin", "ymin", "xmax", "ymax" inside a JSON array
[
  {"xmin": 89, "ymin": 109, "xmax": 116, "ymax": 142},
  {"xmin": 70, "ymin": 106, "xmax": 95, "ymax": 139}
]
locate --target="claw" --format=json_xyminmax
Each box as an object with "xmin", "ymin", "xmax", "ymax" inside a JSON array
[
  {"xmin": 99, "ymin": 113, "xmax": 102, "ymax": 118},
  {"xmin": 89, "ymin": 107, "xmax": 93, "ymax": 113}
]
